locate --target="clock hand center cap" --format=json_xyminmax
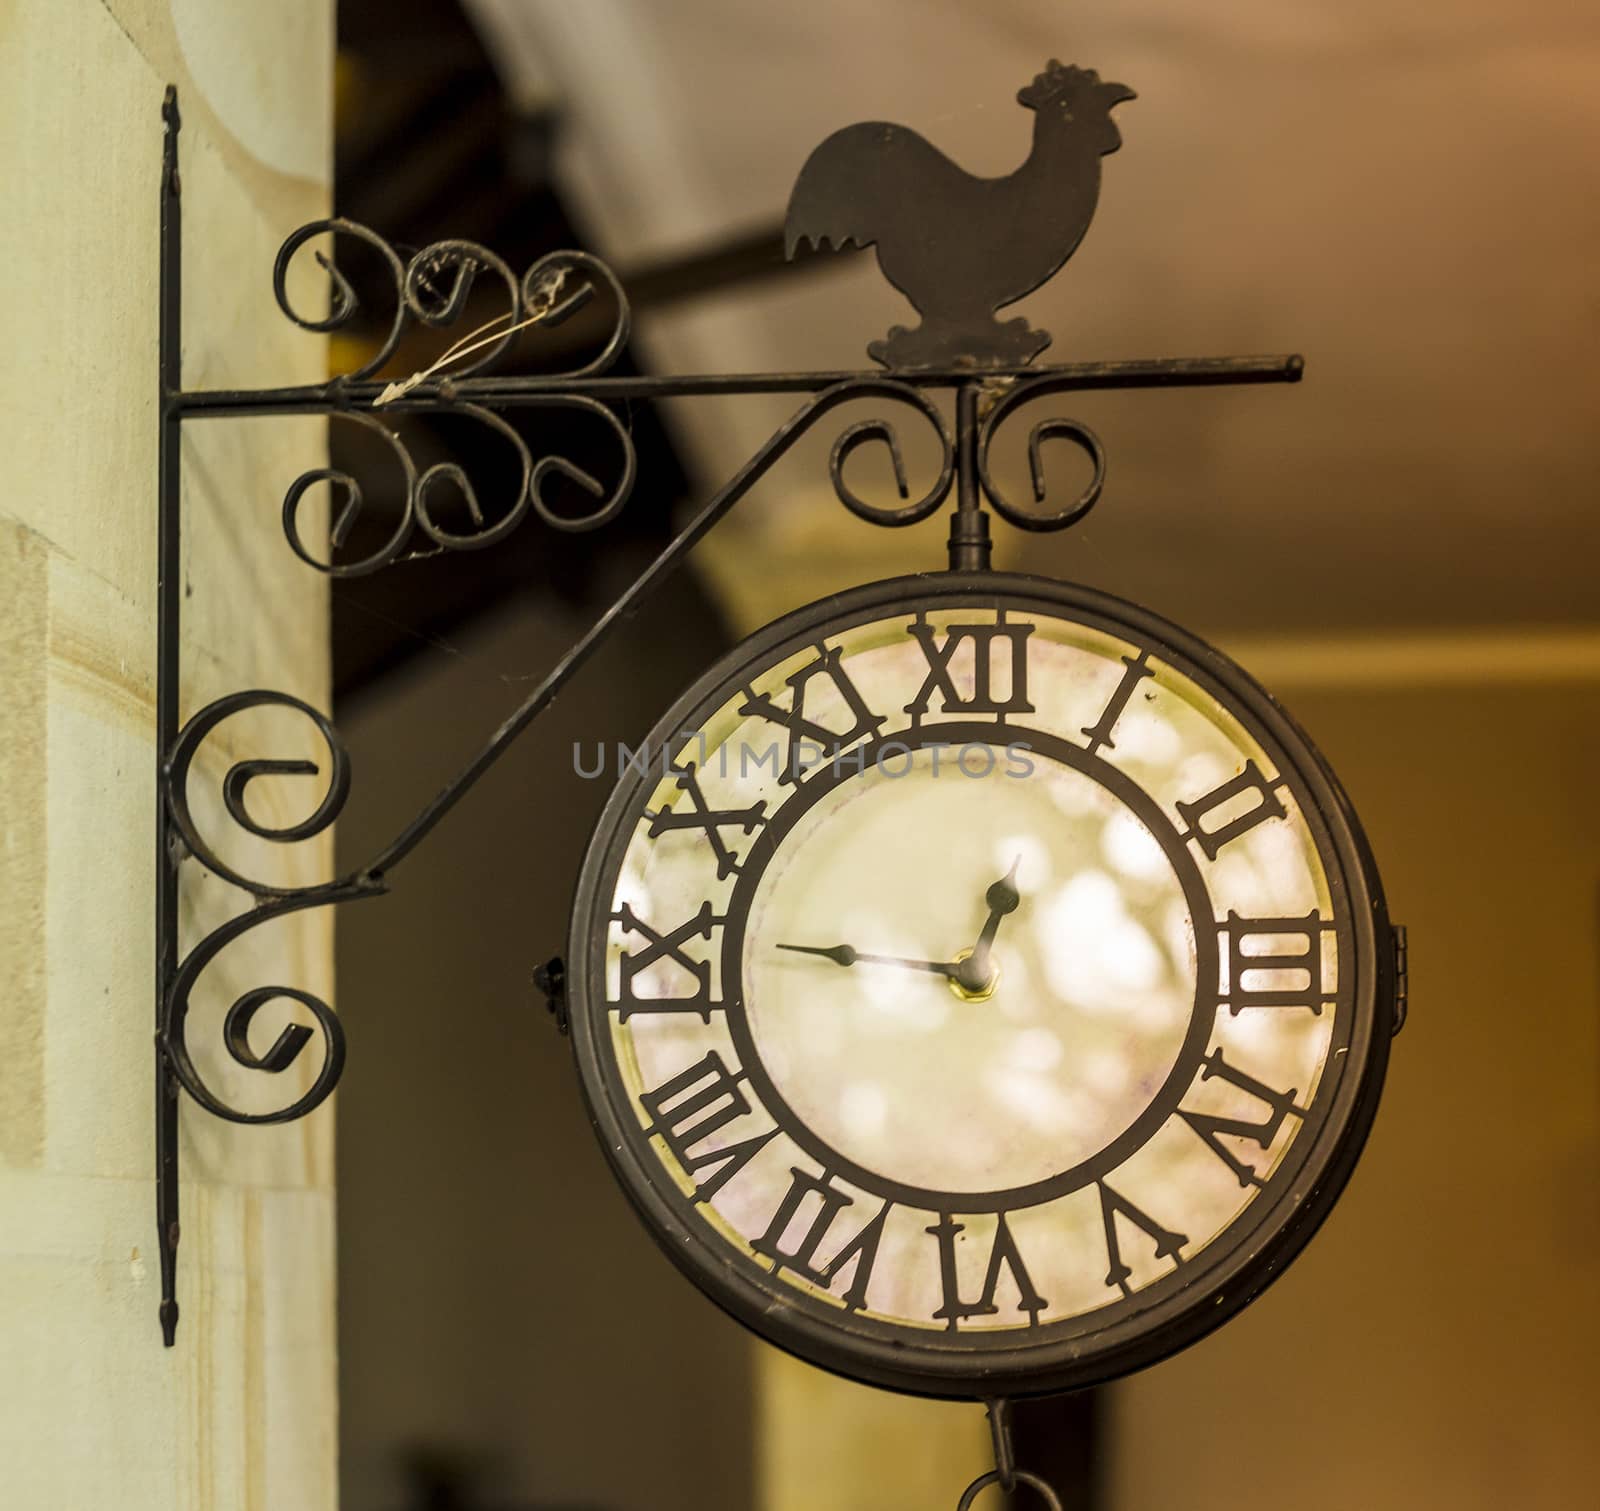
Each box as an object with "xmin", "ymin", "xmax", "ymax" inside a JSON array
[{"xmin": 949, "ymin": 947, "xmax": 999, "ymax": 1002}]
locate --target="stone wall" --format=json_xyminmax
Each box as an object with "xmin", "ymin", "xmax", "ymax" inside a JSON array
[{"xmin": 0, "ymin": 3, "xmax": 338, "ymax": 1506}]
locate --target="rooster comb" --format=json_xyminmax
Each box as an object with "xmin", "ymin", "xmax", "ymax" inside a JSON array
[{"xmin": 1020, "ymin": 59, "xmax": 1132, "ymax": 105}]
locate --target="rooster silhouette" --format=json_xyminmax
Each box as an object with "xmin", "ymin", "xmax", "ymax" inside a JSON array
[{"xmin": 785, "ymin": 61, "xmax": 1134, "ymax": 369}]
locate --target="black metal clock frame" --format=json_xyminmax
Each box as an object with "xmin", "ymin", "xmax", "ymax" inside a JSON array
[
  {"xmin": 153, "ymin": 62, "xmax": 1337, "ymax": 1505},
  {"xmin": 567, "ymin": 573, "xmax": 1397, "ymax": 1402}
]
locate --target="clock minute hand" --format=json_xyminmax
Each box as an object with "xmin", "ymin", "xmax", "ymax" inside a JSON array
[
  {"xmin": 776, "ymin": 943, "xmax": 959, "ymax": 979},
  {"xmin": 960, "ymin": 857, "xmax": 1022, "ymax": 992}
]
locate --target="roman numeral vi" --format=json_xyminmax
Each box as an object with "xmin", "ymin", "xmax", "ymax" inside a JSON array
[{"xmin": 927, "ymin": 1212, "xmax": 1046, "ymax": 1328}]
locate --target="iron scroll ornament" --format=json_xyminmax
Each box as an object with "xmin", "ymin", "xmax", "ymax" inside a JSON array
[{"xmin": 153, "ymin": 47, "xmax": 1323, "ymax": 1403}]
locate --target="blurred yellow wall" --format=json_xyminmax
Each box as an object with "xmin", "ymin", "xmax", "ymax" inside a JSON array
[{"xmin": 1108, "ymin": 647, "xmax": 1600, "ymax": 1510}]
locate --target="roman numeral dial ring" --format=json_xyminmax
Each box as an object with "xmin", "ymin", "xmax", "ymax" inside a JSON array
[{"xmin": 566, "ymin": 573, "xmax": 1397, "ymax": 1401}]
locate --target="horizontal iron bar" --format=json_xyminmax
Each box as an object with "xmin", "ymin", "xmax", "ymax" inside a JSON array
[{"xmin": 170, "ymin": 354, "xmax": 1303, "ymax": 417}]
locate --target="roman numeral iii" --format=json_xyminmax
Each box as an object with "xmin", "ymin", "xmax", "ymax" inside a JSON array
[{"xmin": 1223, "ymin": 911, "xmax": 1333, "ymax": 1015}]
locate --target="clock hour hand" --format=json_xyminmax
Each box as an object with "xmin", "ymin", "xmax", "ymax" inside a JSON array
[
  {"xmin": 959, "ymin": 857, "xmax": 1022, "ymax": 992},
  {"xmin": 776, "ymin": 943, "xmax": 959, "ymax": 979}
]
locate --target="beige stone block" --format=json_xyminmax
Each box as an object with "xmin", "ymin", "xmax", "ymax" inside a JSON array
[
  {"xmin": 0, "ymin": 1172, "xmax": 168, "ymax": 1504},
  {"xmin": 0, "ymin": 1, "xmax": 163, "ymax": 609},
  {"xmin": 1, "ymin": 2, "xmax": 336, "ymax": 1506},
  {"xmin": 0, "ymin": 1162, "xmax": 342, "ymax": 1511},
  {"xmin": 0, "ymin": 519, "xmax": 49, "ymax": 1170},
  {"xmin": 254, "ymin": 1184, "xmax": 339, "ymax": 1510},
  {"xmin": 41, "ymin": 550, "xmax": 156, "ymax": 1181}
]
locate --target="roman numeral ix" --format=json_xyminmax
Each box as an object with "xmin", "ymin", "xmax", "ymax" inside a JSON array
[{"xmin": 612, "ymin": 901, "xmax": 721, "ymax": 1020}]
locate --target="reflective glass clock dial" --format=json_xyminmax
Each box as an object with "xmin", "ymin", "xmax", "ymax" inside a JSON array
[{"xmin": 568, "ymin": 575, "xmax": 1393, "ymax": 1397}]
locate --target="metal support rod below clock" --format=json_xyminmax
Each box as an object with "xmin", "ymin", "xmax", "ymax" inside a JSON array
[
  {"xmin": 150, "ymin": 79, "xmax": 1305, "ymax": 1354},
  {"xmin": 986, "ymin": 1398, "xmax": 1017, "ymax": 1492},
  {"xmin": 956, "ymin": 1398, "xmax": 1065, "ymax": 1511}
]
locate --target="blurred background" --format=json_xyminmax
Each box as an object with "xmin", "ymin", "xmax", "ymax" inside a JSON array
[{"xmin": 321, "ymin": 3, "xmax": 1599, "ymax": 1509}]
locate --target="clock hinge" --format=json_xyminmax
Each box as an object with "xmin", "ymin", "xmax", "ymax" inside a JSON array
[
  {"xmin": 535, "ymin": 956, "xmax": 569, "ymax": 1036},
  {"xmin": 1391, "ymin": 925, "xmax": 1408, "ymax": 1036}
]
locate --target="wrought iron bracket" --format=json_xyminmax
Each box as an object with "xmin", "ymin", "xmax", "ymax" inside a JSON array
[{"xmin": 152, "ymin": 72, "xmax": 1303, "ymax": 1348}]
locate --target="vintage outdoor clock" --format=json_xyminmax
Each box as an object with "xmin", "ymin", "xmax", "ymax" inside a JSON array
[
  {"xmin": 567, "ymin": 574, "xmax": 1395, "ymax": 1399},
  {"xmin": 153, "ymin": 60, "xmax": 1403, "ymax": 1509}
]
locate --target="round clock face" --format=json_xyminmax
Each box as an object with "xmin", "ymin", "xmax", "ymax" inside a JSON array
[{"xmin": 568, "ymin": 574, "xmax": 1394, "ymax": 1397}]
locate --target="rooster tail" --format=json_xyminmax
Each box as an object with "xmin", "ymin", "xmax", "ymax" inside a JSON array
[{"xmin": 784, "ymin": 122, "xmax": 905, "ymax": 260}]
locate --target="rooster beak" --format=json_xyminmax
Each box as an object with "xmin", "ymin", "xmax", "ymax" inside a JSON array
[{"xmin": 1101, "ymin": 83, "xmax": 1137, "ymax": 107}]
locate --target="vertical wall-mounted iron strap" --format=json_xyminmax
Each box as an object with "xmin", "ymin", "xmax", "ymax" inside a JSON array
[{"xmin": 154, "ymin": 85, "xmax": 184, "ymax": 1351}]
